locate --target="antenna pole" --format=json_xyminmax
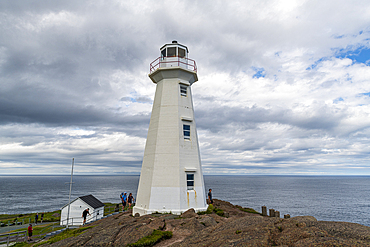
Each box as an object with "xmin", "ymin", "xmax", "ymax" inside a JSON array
[{"xmin": 66, "ymin": 158, "xmax": 74, "ymax": 229}]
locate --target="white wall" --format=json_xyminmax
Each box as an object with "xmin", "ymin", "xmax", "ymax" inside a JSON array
[
  {"xmin": 133, "ymin": 66, "xmax": 207, "ymax": 216},
  {"xmin": 60, "ymin": 199, "xmax": 104, "ymax": 226}
]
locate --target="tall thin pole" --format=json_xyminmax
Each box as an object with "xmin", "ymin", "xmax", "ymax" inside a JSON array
[{"xmin": 66, "ymin": 158, "xmax": 74, "ymax": 229}]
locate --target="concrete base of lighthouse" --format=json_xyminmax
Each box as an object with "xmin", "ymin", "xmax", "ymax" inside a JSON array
[{"xmin": 133, "ymin": 186, "xmax": 208, "ymax": 215}]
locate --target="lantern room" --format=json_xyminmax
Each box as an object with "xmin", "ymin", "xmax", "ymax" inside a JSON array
[
  {"xmin": 160, "ymin": 40, "xmax": 188, "ymax": 60},
  {"xmin": 150, "ymin": 40, "xmax": 197, "ymax": 73}
]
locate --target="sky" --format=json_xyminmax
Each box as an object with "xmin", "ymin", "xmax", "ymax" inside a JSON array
[{"xmin": 1, "ymin": 0, "xmax": 370, "ymax": 175}]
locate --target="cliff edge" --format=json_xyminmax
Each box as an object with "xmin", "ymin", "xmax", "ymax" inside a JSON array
[{"xmin": 45, "ymin": 199, "xmax": 370, "ymax": 246}]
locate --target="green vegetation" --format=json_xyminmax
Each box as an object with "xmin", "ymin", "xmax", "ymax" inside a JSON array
[
  {"xmin": 11, "ymin": 226, "xmax": 92, "ymax": 247},
  {"xmin": 238, "ymin": 207, "xmax": 261, "ymax": 215},
  {"xmin": 33, "ymin": 226, "xmax": 94, "ymax": 246},
  {"xmin": 104, "ymin": 202, "xmax": 136, "ymax": 215},
  {"xmin": 197, "ymin": 204, "xmax": 214, "ymax": 215},
  {"xmin": 8, "ymin": 223, "xmax": 63, "ymax": 235},
  {"xmin": 235, "ymin": 230, "xmax": 242, "ymax": 234},
  {"xmin": 214, "ymin": 208, "xmax": 224, "ymax": 217},
  {"xmin": 12, "ymin": 242, "xmax": 29, "ymax": 247},
  {"xmin": 206, "ymin": 204, "xmax": 214, "ymax": 214},
  {"xmin": 127, "ymin": 230, "xmax": 172, "ymax": 247},
  {"xmin": 0, "ymin": 210, "xmax": 61, "ymax": 226},
  {"xmin": 197, "ymin": 204, "xmax": 225, "ymax": 217},
  {"xmin": 103, "ymin": 202, "xmax": 121, "ymax": 215},
  {"xmin": 151, "ymin": 211, "xmax": 172, "ymax": 216}
]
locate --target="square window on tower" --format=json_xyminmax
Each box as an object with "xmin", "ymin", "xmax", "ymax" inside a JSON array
[
  {"xmin": 180, "ymin": 85, "xmax": 187, "ymax": 97},
  {"xmin": 178, "ymin": 48, "xmax": 186, "ymax": 58},
  {"xmin": 161, "ymin": 49, "xmax": 166, "ymax": 60},
  {"xmin": 186, "ymin": 173, "xmax": 194, "ymax": 190},
  {"xmin": 183, "ymin": 124, "xmax": 190, "ymax": 140},
  {"xmin": 167, "ymin": 47, "xmax": 176, "ymax": 57}
]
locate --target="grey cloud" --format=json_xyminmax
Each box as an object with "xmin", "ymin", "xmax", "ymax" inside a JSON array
[
  {"xmin": 1, "ymin": 0, "xmax": 370, "ymax": 175},
  {"xmin": 195, "ymin": 103, "xmax": 343, "ymax": 134}
]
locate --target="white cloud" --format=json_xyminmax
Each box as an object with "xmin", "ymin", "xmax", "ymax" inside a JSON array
[{"xmin": 1, "ymin": 0, "xmax": 370, "ymax": 174}]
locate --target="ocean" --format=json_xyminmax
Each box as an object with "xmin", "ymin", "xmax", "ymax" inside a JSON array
[{"xmin": 0, "ymin": 175, "xmax": 369, "ymax": 227}]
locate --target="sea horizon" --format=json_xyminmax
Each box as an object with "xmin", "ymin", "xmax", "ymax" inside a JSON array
[
  {"xmin": 2, "ymin": 174, "xmax": 370, "ymax": 176},
  {"xmin": 1, "ymin": 175, "xmax": 369, "ymax": 227}
]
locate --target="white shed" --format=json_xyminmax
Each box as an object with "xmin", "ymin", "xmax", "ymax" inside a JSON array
[{"xmin": 60, "ymin": 194, "xmax": 105, "ymax": 226}]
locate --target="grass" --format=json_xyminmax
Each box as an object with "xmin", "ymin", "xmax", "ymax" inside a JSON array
[
  {"xmin": 197, "ymin": 204, "xmax": 214, "ymax": 215},
  {"xmin": 197, "ymin": 204, "xmax": 225, "ymax": 217},
  {"xmin": 214, "ymin": 208, "xmax": 224, "ymax": 217},
  {"xmin": 104, "ymin": 202, "xmax": 137, "ymax": 215},
  {"xmin": 126, "ymin": 229, "xmax": 173, "ymax": 247},
  {"xmin": 238, "ymin": 207, "xmax": 261, "ymax": 215},
  {"xmin": 6, "ymin": 223, "xmax": 66, "ymax": 247},
  {"xmin": 33, "ymin": 226, "xmax": 94, "ymax": 246},
  {"xmin": 0, "ymin": 210, "xmax": 61, "ymax": 226},
  {"xmin": 8, "ymin": 223, "xmax": 63, "ymax": 235},
  {"xmin": 10, "ymin": 226, "xmax": 93, "ymax": 247}
]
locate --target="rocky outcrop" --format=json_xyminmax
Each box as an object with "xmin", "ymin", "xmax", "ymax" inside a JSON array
[{"xmin": 46, "ymin": 199, "xmax": 370, "ymax": 246}]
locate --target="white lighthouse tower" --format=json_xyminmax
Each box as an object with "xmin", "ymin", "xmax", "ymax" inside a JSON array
[{"xmin": 133, "ymin": 41, "xmax": 207, "ymax": 216}]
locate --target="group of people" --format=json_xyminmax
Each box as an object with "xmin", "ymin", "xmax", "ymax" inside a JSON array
[
  {"xmin": 118, "ymin": 189, "xmax": 212, "ymax": 212},
  {"xmin": 120, "ymin": 192, "xmax": 135, "ymax": 210}
]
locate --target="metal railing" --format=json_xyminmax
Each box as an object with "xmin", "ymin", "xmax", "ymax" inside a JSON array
[
  {"xmin": 0, "ymin": 230, "xmax": 26, "ymax": 246},
  {"xmin": 150, "ymin": 56, "xmax": 197, "ymax": 74},
  {"xmin": 38, "ymin": 222, "xmax": 60, "ymax": 234},
  {"xmin": 60, "ymin": 211, "xmax": 101, "ymax": 226},
  {"xmin": 1, "ymin": 217, "xmax": 51, "ymax": 227}
]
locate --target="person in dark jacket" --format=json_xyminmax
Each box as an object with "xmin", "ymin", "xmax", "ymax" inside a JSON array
[
  {"xmin": 208, "ymin": 188, "xmax": 213, "ymax": 205},
  {"xmin": 82, "ymin": 208, "xmax": 91, "ymax": 225}
]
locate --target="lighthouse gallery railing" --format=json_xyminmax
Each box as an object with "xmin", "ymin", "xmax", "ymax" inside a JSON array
[{"xmin": 150, "ymin": 56, "xmax": 197, "ymax": 74}]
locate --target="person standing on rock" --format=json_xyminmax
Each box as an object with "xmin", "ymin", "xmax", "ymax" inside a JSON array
[
  {"xmin": 121, "ymin": 192, "xmax": 127, "ymax": 210},
  {"xmin": 82, "ymin": 208, "xmax": 91, "ymax": 225},
  {"xmin": 208, "ymin": 188, "xmax": 213, "ymax": 205},
  {"xmin": 128, "ymin": 193, "xmax": 134, "ymax": 208}
]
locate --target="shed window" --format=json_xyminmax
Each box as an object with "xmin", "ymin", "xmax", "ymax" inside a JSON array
[
  {"xmin": 167, "ymin": 47, "xmax": 176, "ymax": 57},
  {"xmin": 180, "ymin": 85, "xmax": 187, "ymax": 97},
  {"xmin": 186, "ymin": 173, "xmax": 194, "ymax": 190},
  {"xmin": 183, "ymin": 124, "xmax": 190, "ymax": 139},
  {"xmin": 178, "ymin": 48, "xmax": 186, "ymax": 58}
]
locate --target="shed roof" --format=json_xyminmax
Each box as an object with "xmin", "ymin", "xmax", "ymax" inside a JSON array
[
  {"xmin": 61, "ymin": 194, "xmax": 105, "ymax": 210},
  {"xmin": 79, "ymin": 194, "xmax": 105, "ymax": 209}
]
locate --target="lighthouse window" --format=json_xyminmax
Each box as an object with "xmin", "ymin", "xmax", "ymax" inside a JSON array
[
  {"xmin": 186, "ymin": 173, "xmax": 194, "ymax": 190},
  {"xmin": 180, "ymin": 85, "xmax": 187, "ymax": 97},
  {"xmin": 161, "ymin": 49, "xmax": 166, "ymax": 59},
  {"xmin": 183, "ymin": 124, "xmax": 190, "ymax": 139},
  {"xmin": 167, "ymin": 47, "xmax": 176, "ymax": 57},
  {"xmin": 178, "ymin": 48, "xmax": 186, "ymax": 58}
]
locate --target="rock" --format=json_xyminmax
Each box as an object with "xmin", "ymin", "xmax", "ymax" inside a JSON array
[
  {"xmin": 289, "ymin": 215, "xmax": 317, "ymax": 224},
  {"xmin": 45, "ymin": 200, "xmax": 370, "ymax": 247},
  {"xmin": 199, "ymin": 216, "xmax": 217, "ymax": 227},
  {"xmin": 181, "ymin": 208, "xmax": 197, "ymax": 218}
]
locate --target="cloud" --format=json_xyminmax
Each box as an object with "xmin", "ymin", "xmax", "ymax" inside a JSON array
[{"xmin": 1, "ymin": 0, "xmax": 370, "ymax": 175}]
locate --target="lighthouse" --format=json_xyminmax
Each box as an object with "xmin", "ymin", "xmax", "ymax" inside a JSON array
[{"xmin": 133, "ymin": 41, "xmax": 207, "ymax": 216}]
